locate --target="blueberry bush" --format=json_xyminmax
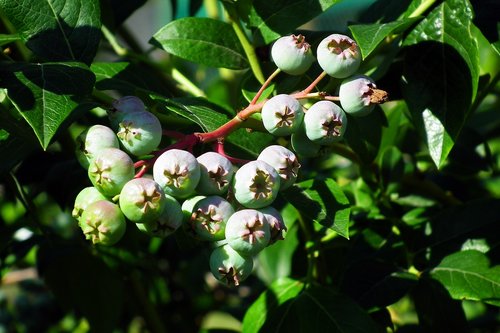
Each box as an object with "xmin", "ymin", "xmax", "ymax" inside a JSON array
[{"xmin": 1, "ymin": 0, "xmax": 500, "ymax": 332}]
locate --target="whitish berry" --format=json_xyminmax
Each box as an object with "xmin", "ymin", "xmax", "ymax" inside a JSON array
[
  {"xmin": 209, "ymin": 244, "xmax": 254, "ymax": 287},
  {"xmin": 187, "ymin": 196, "xmax": 235, "ymax": 241},
  {"xmin": 261, "ymin": 94, "xmax": 304, "ymax": 136},
  {"xmin": 116, "ymin": 111, "xmax": 162, "ymax": 157},
  {"xmin": 72, "ymin": 187, "xmax": 108, "ymax": 225},
  {"xmin": 271, "ymin": 34, "xmax": 315, "ymax": 75},
  {"xmin": 136, "ymin": 194, "xmax": 183, "ymax": 238},
  {"xmin": 317, "ymin": 34, "xmax": 361, "ymax": 78},
  {"xmin": 258, "ymin": 145, "xmax": 300, "ymax": 190},
  {"xmin": 225, "ymin": 209, "xmax": 271, "ymax": 256},
  {"xmin": 196, "ymin": 152, "xmax": 234, "ymax": 195},
  {"xmin": 75, "ymin": 125, "xmax": 119, "ymax": 169},
  {"xmin": 88, "ymin": 148, "xmax": 135, "ymax": 197},
  {"xmin": 339, "ymin": 74, "xmax": 387, "ymax": 116},
  {"xmin": 153, "ymin": 149, "xmax": 200, "ymax": 199},
  {"xmin": 304, "ymin": 100, "xmax": 347, "ymax": 145},
  {"xmin": 119, "ymin": 178, "xmax": 166, "ymax": 223},
  {"xmin": 259, "ymin": 206, "xmax": 286, "ymax": 245},
  {"xmin": 80, "ymin": 200, "xmax": 126, "ymax": 245},
  {"xmin": 232, "ymin": 160, "xmax": 280, "ymax": 209}
]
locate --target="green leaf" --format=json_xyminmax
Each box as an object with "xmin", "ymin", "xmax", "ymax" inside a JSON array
[
  {"xmin": 0, "ymin": 110, "xmax": 39, "ymax": 175},
  {"xmin": 242, "ymin": 279, "xmax": 380, "ymax": 333},
  {"xmin": 401, "ymin": 0, "xmax": 479, "ymax": 168},
  {"xmin": 246, "ymin": 0, "xmax": 340, "ymax": 44},
  {"xmin": 226, "ymin": 128, "xmax": 274, "ymax": 158},
  {"xmin": 150, "ymin": 17, "xmax": 248, "ymax": 69},
  {"xmin": 431, "ymin": 250, "xmax": 500, "ymax": 306},
  {"xmin": 153, "ymin": 96, "xmax": 230, "ymax": 132},
  {"xmin": 0, "ymin": 62, "xmax": 96, "ymax": 149},
  {"xmin": 0, "ymin": 0, "xmax": 101, "ymax": 65},
  {"xmin": 349, "ymin": 18, "xmax": 420, "ymax": 59},
  {"xmin": 91, "ymin": 62, "xmax": 171, "ymax": 96},
  {"xmin": 378, "ymin": 146, "xmax": 405, "ymax": 187},
  {"xmin": 282, "ymin": 178, "xmax": 350, "ymax": 238},
  {"xmin": 0, "ymin": 33, "xmax": 21, "ymax": 47}
]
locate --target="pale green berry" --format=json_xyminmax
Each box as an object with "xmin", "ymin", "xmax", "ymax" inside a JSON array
[
  {"xmin": 261, "ymin": 94, "xmax": 304, "ymax": 136},
  {"xmin": 153, "ymin": 149, "xmax": 200, "ymax": 199},
  {"xmin": 304, "ymin": 100, "xmax": 347, "ymax": 145},
  {"xmin": 317, "ymin": 34, "xmax": 361, "ymax": 78},
  {"xmin": 186, "ymin": 196, "xmax": 235, "ymax": 241},
  {"xmin": 196, "ymin": 152, "xmax": 235, "ymax": 195},
  {"xmin": 258, "ymin": 145, "xmax": 300, "ymax": 190},
  {"xmin": 232, "ymin": 160, "xmax": 280, "ymax": 209},
  {"xmin": 290, "ymin": 123, "xmax": 321, "ymax": 158},
  {"xmin": 271, "ymin": 34, "xmax": 315, "ymax": 75},
  {"xmin": 80, "ymin": 200, "xmax": 126, "ymax": 246},
  {"xmin": 259, "ymin": 206, "xmax": 286, "ymax": 245},
  {"xmin": 116, "ymin": 111, "xmax": 162, "ymax": 157},
  {"xmin": 75, "ymin": 125, "xmax": 119, "ymax": 169},
  {"xmin": 339, "ymin": 74, "xmax": 386, "ymax": 116},
  {"xmin": 119, "ymin": 178, "xmax": 166, "ymax": 223},
  {"xmin": 209, "ymin": 244, "xmax": 254, "ymax": 287},
  {"xmin": 108, "ymin": 96, "xmax": 146, "ymax": 129},
  {"xmin": 88, "ymin": 148, "xmax": 135, "ymax": 197},
  {"xmin": 225, "ymin": 209, "xmax": 271, "ymax": 256},
  {"xmin": 72, "ymin": 187, "xmax": 108, "ymax": 225}
]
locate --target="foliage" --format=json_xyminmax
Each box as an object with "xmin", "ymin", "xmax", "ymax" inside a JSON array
[{"xmin": 1, "ymin": 0, "xmax": 500, "ymax": 332}]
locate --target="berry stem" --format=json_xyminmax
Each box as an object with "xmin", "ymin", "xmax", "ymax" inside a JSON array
[
  {"xmin": 162, "ymin": 130, "xmax": 186, "ymax": 139},
  {"xmin": 213, "ymin": 140, "xmax": 251, "ymax": 165},
  {"xmin": 250, "ymin": 68, "xmax": 281, "ymax": 105},
  {"xmin": 301, "ymin": 71, "xmax": 328, "ymax": 95}
]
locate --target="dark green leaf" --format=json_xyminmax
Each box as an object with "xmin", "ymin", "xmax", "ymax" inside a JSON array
[
  {"xmin": 282, "ymin": 178, "xmax": 350, "ymax": 238},
  {"xmin": 412, "ymin": 278, "xmax": 469, "ymax": 333},
  {"xmin": 246, "ymin": 0, "xmax": 340, "ymax": 44},
  {"xmin": 243, "ymin": 279, "xmax": 380, "ymax": 333},
  {"xmin": 150, "ymin": 17, "xmax": 248, "ymax": 69},
  {"xmin": 401, "ymin": 0, "xmax": 480, "ymax": 168},
  {"xmin": 0, "ymin": 62, "xmax": 96, "ymax": 149},
  {"xmin": 349, "ymin": 18, "xmax": 420, "ymax": 59},
  {"xmin": 0, "ymin": 0, "xmax": 101, "ymax": 65},
  {"xmin": 0, "ymin": 33, "xmax": 21, "ymax": 47},
  {"xmin": 153, "ymin": 96, "xmax": 230, "ymax": 132},
  {"xmin": 379, "ymin": 146, "xmax": 405, "ymax": 187},
  {"xmin": 0, "ymin": 109, "xmax": 39, "ymax": 175},
  {"xmin": 91, "ymin": 62, "xmax": 171, "ymax": 96},
  {"xmin": 430, "ymin": 250, "xmax": 500, "ymax": 306},
  {"xmin": 226, "ymin": 128, "xmax": 274, "ymax": 158}
]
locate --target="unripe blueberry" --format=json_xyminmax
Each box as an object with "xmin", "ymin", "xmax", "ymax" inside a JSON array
[
  {"xmin": 153, "ymin": 149, "xmax": 201, "ymax": 199},
  {"xmin": 225, "ymin": 209, "xmax": 271, "ymax": 256},
  {"xmin": 304, "ymin": 100, "xmax": 347, "ymax": 145},
  {"xmin": 209, "ymin": 244, "xmax": 254, "ymax": 287},
  {"xmin": 88, "ymin": 148, "xmax": 135, "ymax": 197},
  {"xmin": 196, "ymin": 152, "xmax": 235, "ymax": 195},
  {"xmin": 339, "ymin": 74, "xmax": 387, "ymax": 116},
  {"xmin": 116, "ymin": 111, "xmax": 162, "ymax": 157},
  {"xmin": 119, "ymin": 178, "xmax": 166, "ymax": 223},
  {"xmin": 232, "ymin": 160, "xmax": 280, "ymax": 209},
  {"xmin": 80, "ymin": 200, "xmax": 126, "ymax": 245},
  {"xmin": 108, "ymin": 96, "xmax": 145, "ymax": 128},
  {"xmin": 181, "ymin": 195, "xmax": 206, "ymax": 221},
  {"xmin": 258, "ymin": 145, "xmax": 300, "ymax": 190},
  {"xmin": 75, "ymin": 125, "xmax": 119, "ymax": 169},
  {"xmin": 136, "ymin": 194, "xmax": 183, "ymax": 238},
  {"xmin": 261, "ymin": 94, "xmax": 304, "ymax": 136},
  {"xmin": 187, "ymin": 196, "xmax": 235, "ymax": 241},
  {"xmin": 271, "ymin": 34, "xmax": 315, "ymax": 75},
  {"xmin": 259, "ymin": 206, "xmax": 287, "ymax": 245},
  {"xmin": 317, "ymin": 34, "xmax": 361, "ymax": 78},
  {"xmin": 290, "ymin": 124, "xmax": 321, "ymax": 158},
  {"xmin": 72, "ymin": 187, "xmax": 108, "ymax": 224}
]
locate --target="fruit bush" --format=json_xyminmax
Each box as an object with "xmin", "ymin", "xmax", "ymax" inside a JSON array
[{"xmin": 1, "ymin": 0, "xmax": 500, "ymax": 332}]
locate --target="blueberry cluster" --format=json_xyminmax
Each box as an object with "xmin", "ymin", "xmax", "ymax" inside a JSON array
[{"xmin": 71, "ymin": 32, "xmax": 386, "ymax": 287}]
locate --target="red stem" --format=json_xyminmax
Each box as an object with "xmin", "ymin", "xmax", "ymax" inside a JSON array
[{"xmin": 250, "ymin": 68, "xmax": 281, "ymax": 105}]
